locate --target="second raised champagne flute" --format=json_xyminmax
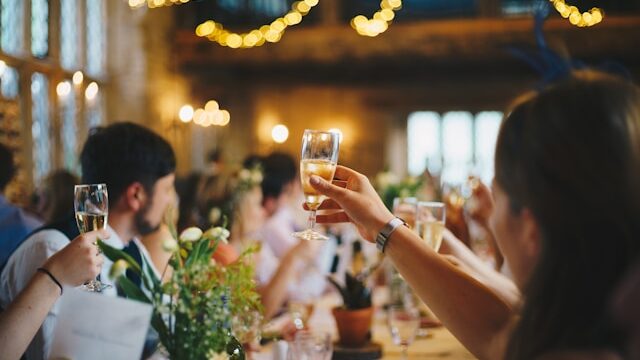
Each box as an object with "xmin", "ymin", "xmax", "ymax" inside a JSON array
[
  {"xmin": 415, "ymin": 201, "xmax": 446, "ymax": 251},
  {"xmin": 293, "ymin": 130, "xmax": 340, "ymax": 241},
  {"xmin": 74, "ymin": 183, "xmax": 110, "ymax": 292}
]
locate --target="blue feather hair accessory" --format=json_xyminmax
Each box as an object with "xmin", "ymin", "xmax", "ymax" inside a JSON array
[{"xmin": 507, "ymin": 0, "xmax": 631, "ymax": 90}]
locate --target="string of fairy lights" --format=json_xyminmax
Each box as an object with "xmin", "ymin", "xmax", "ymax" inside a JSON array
[
  {"xmin": 350, "ymin": 0, "xmax": 402, "ymax": 37},
  {"xmin": 128, "ymin": 0, "xmax": 604, "ymax": 44},
  {"xmin": 195, "ymin": 0, "xmax": 319, "ymax": 48},
  {"xmin": 549, "ymin": 0, "xmax": 603, "ymax": 27}
]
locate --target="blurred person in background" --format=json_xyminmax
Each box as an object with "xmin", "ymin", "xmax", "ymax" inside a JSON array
[
  {"xmin": 32, "ymin": 170, "xmax": 79, "ymax": 225},
  {"xmin": 0, "ymin": 143, "xmax": 41, "ymax": 269}
]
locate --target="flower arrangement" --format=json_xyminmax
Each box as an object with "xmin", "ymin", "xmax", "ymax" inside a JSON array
[
  {"xmin": 99, "ymin": 223, "xmax": 263, "ymax": 360},
  {"xmin": 374, "ymin": 170, "xmax": 424, "ymax": 211}
]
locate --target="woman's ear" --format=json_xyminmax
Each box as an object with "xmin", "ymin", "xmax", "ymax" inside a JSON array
[{"xmin": 519, "ymin": 208, "xmax": 541, "ymax": 260}]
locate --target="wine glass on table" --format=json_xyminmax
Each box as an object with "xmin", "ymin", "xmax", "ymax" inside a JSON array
[
  {"xmin": 415, "ymin": 201, "xmax": 446, "ymax": 252},
  {"xmin": 74, "ymin": 183, "xmax": 110, "ymax": 292},
  {"xmin": 387, "ymin": 298, "xmax": 420, "ymax": 360},
  {"xmin": 293, "ymin": 130, "xmax": 340, "ymax": 241},
  {"xmin": 287, "ymin": 330, "xmax": 333, "ymax": 360}
]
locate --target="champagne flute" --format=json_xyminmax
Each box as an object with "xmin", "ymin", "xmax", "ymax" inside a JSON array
[
  {"xmin": 293, "ymin": 130, "xmax": 340, "ymax": 241},
  {"xmin": 393, "ymin": 197, "xmax": 418, "ymax": 229},
  {"xmin": 415, "ymin": 201, "xmax": 446, "ymax": 251},
  {"xmin": 74, "ymin": 183, "xmax": 110, "ymax": 292},
  {"xmin": 387, "ymin": 302, "xmax": 420, "ymax": 360}
]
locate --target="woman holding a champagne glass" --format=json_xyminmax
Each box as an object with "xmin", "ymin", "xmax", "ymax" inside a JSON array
[{"xmin": 305, "ymin": 71, "xmax": 640, "ymax": 359}]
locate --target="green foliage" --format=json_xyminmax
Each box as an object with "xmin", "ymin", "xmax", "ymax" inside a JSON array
[
  {"xmin": 374, "ymin": 171, "xmax": 423, "ymax": 211},
  {"xmin": 328, "ymin": 272, "xmax": 372, "ymax": 310},
  {"xmin": 99, "ymin": 226, "xmax": 262, "ymax": 360}
]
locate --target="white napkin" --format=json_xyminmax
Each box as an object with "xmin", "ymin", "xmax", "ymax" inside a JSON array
[{"xmin": 49, "ymin": 288, "xmax": 152, "ymax": 360}]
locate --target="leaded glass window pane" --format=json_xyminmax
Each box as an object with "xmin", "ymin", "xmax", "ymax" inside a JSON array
[
  {"xmin": 31, "ymin": 73, "xmax": 51, "ymax": 184},
  {"xmin": 1, "ymin": 0, "xmax": 24, "ymax": 55},
  {"xmin": 86, "ymin": 0, "xmax": 105, "ymax": 77},
  {"xmin": 408, "ymin": 111, "xmax": 441, "ymax": 176},
  {"xmin": 86, "ymin": 91, "xmax": 102, "ymax": 129},
  {"xmin": 219, "ymin": 0, "xmax": 288, "ymax": 17},
  {"xmin": 441, "ymin": 111, "xmax": 473, "ymax": 184},
  {"xmin": 60, "ymin": 0, "xmax": 79, "ymax": 70},
  {"xmin": 60, "ymin": 86, "xmax": 78, "ymax": 171},
  {"xmin": 474, "ymin": 111, "xmax": 502, "ymax": 184},
  {"xmin": 31, "ymin": 0, "xmax": 49, "ymax": 58},
  {"xmin": 1, "ymin": 66, "xmax": 19, "ymax": 99}
]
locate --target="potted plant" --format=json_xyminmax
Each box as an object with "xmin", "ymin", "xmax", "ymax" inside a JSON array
[{"xmin": 328, "ymin": 271, "xmax": 373, "ymax": 348}]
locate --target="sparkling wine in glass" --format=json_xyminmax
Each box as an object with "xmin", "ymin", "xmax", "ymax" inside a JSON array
[
  {"xmin": 293, "ymin": 130, "xmax": 340, "ymax": 241},
  {"xmin": 387, "ymin": 304, "xmax": 420, "ymax": 360},
  {"xmin": 415, "ymin": 201, "xmax": 446, "ymax": 252},
  {"xmin": 74, "ymin": 183, "xmax": 110, "ymax": 292}
]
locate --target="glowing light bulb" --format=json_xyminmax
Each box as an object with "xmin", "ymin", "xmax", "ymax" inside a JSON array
[
  {"xmin": 271, "ymin": 124, "xmax": 289, "ymax": 144},
  {"xmin": 179, "ymin": 105, "xmax": 194, "ymax": 123}
]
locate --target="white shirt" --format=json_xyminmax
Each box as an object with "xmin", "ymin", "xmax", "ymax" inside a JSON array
[
  {"xmin": 0, "ymin": 226, "xmax": 124, "ymax": 360},
  {"xmin": 253, "ymin": 235, "xmax": 336, "ymax": 302},
  {"xmin": 257, "ymin": 206, "xmax": 300, "ymax": 259}
]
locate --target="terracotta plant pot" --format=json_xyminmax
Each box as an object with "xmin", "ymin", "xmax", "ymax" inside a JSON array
[{"xmin": 332, "ymin": 306, "xmax": 374, "ymax": 348}]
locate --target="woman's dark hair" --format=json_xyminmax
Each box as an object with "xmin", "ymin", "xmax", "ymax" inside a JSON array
[
  {"xmin": 40, "ymin": 170, "xmax": 79, "ymax": 223},
  {"xmin": 176, "ymin": 172, "xmax": 204, "ymax": 232},
  {"xmin": 0, "ymin": 143, "xmax": 16, "ymax": 192},
  {"xmin": 261, "ymin": 152, "xmax": 297, "ymax": 201},
  {"xmin": 496, "ymin": 71, "xmax": 640, "ymax": 359},
  {"xmin": 80, "ymin": 122, "xmax": 176, "ymax": 207}
]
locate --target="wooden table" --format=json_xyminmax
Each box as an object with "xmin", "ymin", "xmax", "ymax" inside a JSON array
[{"xmin": 256, "ymin": 291, "xmax": 476, "ymax": 360}]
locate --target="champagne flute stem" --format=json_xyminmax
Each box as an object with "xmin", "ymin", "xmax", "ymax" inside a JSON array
[
  {"xmin": 308, "ymin": 209, "xmax": 317, "ymax": 230},
  {"xmin": 401, "ymin": 344, "xmax": 409, "ymax": 360}
]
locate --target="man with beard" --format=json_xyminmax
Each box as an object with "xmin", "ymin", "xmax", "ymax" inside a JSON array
[{"xmin": 0, "ymin": 122, "xmax": 176, "ymax": 360}]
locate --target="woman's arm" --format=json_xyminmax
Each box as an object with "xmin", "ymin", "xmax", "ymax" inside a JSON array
[
  {"xmin": 0, "ymin": 230, "xmax": 106, "ymax": 360},
  {"xmin": 258, "ymin": 241, "xmax": 319, "ymax": 319},
  {"xmin": 440, "ymin": 229, "xmax": 521, "ymax": 307},
  {"xmin": 309, "ymin": 166, "xmax": 515, "ymax": 359}
]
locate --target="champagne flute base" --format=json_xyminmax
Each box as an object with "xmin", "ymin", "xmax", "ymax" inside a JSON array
[
  {"xmin": 81, "ymin": 280, "xmax": 112, "ymax": 293},
  {"xmin": 292, "ymin": 229, "xmax": 329, "ymax": 241}
]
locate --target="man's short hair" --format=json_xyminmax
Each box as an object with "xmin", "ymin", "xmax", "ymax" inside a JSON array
[
  {"xmin": 0, "ymin": 143, "xmax": 16, "ymax": 192},
  {"xmin": 261, "ymin": 152, "xmax": 297, "ymax": 200},
  {"xmin": 80, "ymin": 122, "xmax": 176, "ymax": 206}
]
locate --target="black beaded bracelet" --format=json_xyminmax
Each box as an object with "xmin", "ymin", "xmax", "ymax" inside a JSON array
[{"xmin": 37, "ymin": 267, "xmax": 63, "ymax": 295}]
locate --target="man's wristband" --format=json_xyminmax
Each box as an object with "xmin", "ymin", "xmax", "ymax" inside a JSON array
[
  {"xmin": 376, "ymin": 217, "xmax": 408, "ymax": 253},
  {"xmin": 37, "ymin": 267, "xmax": 63, "ymax": 295}
]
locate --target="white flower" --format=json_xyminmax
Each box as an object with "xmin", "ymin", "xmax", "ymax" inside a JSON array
[
  {"xmin": 179, "ymin": 227, "xmax": 203, "ymax": 242},
  {"xmin": 209, "ymin": 207, "xmax": 222, "ymax": 224},
  {"xmin": 207, "ymin": 351, "xmax": 229, "ymax": 360},
  {"xmin": 250, "ymin": 170, "xmax": 263, "ymax": 184},
  {"xmin": 238, "ymin": 169, "xmax": 251, "ymax": 181},
  {"xmin": 376, "ymin": 171, "xmax": 399, "ymax": 190},
  {"xmin": 204, "ymin": 227, "xmax": 230, "ymax": 244},
  {"xmin": 109, "ymin": 259, "xmax": 128, "ymax": 280},
  {"xmin": 162, "ymin": 237, "xmax": 178, "ymax": 252}
]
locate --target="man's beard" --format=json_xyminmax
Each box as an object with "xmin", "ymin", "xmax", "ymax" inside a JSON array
[{"xmin": 134, "ymin": 197, "xmax": 161, "ymax": 236}]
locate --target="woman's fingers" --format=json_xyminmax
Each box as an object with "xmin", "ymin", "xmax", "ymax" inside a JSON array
[
  {"xmin": 303, "ymin": 198, "xmax": 341, "ymax": 211},
  {"xmin": 333, "ymin": 165, "xmax": 361, "ymax": 181},
  {"xmin": 315, "ymin": 211, "xmax": 351, "ymax": 224}
]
